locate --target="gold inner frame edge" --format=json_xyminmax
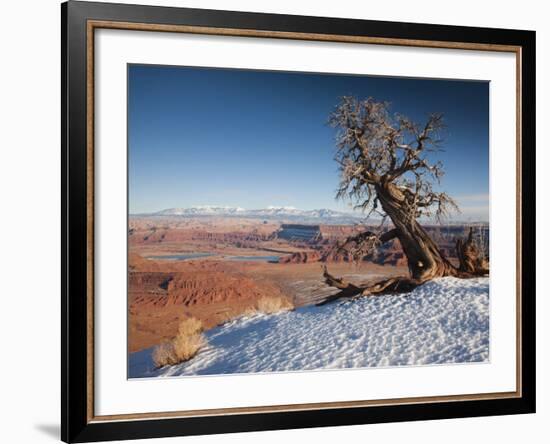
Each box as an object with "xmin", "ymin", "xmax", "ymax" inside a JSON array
[{"xmin": 85, "ymin": 19, "xmax": 523, "ymax": 423}]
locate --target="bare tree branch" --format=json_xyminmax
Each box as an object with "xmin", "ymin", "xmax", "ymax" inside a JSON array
[{"xmin": 328, "ymin": 97, "xmax": 457, "ymax": 226}]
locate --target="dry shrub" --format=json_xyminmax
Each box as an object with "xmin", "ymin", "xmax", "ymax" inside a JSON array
[
  {"xmin": 255, "ymin": 296, "xmax": 294, "ymax": 314},
  {"xmin": 172, "ymin": 333, "xmax": 206, "ymax": 361},
  {"xmin": 241, "ymin": 307, "xmax": 259, "ymax": 317},
  {"xmin": 152, "ymin": 342, "xmax": 179, "ymax": 367},
  {"xmin": 177, "ymin": 317, "xmax": 203, "ymax": 336},
  {"xmin": 153, "ymin": 317, "xmax": 206, "ymax": 368}
]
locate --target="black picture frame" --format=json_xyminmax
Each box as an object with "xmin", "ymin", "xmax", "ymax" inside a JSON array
[{"xmin": 62, "ymin": 1, "xmax": 536, "ymax": 442}]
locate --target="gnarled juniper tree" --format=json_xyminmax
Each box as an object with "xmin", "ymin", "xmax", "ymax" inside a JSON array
[{"xmin": 321, "ymin": 97, "xmax": 488, "ymax": 302}]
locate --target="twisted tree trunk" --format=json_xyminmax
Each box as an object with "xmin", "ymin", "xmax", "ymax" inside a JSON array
[
  {"xmin": 320, "ymin": 183, "xmax": 488, "ymax": 304},
  {"xmin": 376, "ymin": 182, "xmax": 458, "ymax": 281}
]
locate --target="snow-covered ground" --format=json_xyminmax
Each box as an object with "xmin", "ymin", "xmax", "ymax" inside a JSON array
[{"xmin": 129, "ymin": 277, "xmax": 489, "ymax": 378}]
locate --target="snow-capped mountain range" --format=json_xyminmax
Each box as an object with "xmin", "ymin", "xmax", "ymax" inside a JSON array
[{"xmin": 143, "ymin": 206, "xmax": 365, "ymax": 223}]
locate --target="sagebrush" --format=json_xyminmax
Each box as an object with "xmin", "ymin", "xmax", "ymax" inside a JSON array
[
  {"xmin": 255, "ymin": 296, "xmax": 293, "ymax": 314},
  {"xmin": 153, "ymin": 317, "xmax": 206, "ymax": 368}
]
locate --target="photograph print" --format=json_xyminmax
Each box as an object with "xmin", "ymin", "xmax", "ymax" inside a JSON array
[{"xmin": 128, "ymin": 65, "xmax": 490, "ymax": 379}]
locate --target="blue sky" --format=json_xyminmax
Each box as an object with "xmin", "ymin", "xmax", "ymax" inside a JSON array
[{"xmin": 128, "ymin": 65, "xmax": 489, "ymax": 221}]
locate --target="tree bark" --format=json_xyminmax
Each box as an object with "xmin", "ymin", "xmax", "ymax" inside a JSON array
[
  {"xmin": 319, "ymin": 267, "xmax": 419, "ymax": 306},
  {"xmin": 321, "ymin": 182, "xmax": 488, "ymax": 304},
  {"xmin": 456, "ymin": 227, "xmax": 490, "ymax": 275},
  {"xmin": 375, "ymin": 182, "xmax": 458, "ymax": 281}
]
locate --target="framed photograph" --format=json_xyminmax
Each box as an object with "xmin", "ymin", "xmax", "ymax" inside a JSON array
[{"xmin": 62, "ymin": 1, "xmax": 535, "ymax": 442}]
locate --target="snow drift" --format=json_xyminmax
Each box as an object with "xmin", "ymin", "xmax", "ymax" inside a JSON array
[{"xmin": 129, "ymin": 277, "xmax": 489, "ymax": 378}]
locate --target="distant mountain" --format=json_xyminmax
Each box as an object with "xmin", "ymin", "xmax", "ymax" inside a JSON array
[
  {"xmin": 145, "ymin": 206, "xmax": 365, "ymax": 223},
  {"xmin": 155, "ymin": 206, "xmax": 247, "ymax": 216}
]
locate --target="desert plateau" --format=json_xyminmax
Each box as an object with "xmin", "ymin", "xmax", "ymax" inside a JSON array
[{"xmin": 128, "ymin": 210, "xmax": 489, "ymax": 376}]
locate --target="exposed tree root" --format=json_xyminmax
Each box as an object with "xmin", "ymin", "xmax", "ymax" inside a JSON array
[
  {"xmin": 318, "ymin": 266, "xmax": 421, "ymax": 306},
  {"xmin": 360, "ymin": 276, "xmax": 420, "ymax": 296},
  {"xmin": 319, "ymin": 225, "xmax": 489, "ymax": 305}
]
